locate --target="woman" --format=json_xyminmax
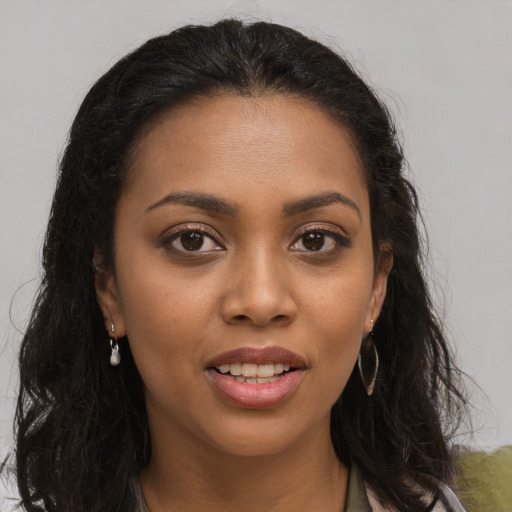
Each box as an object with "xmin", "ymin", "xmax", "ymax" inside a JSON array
[{"xmin": 14, "ymin": 19, "xmax": 468, "ymax": 511}]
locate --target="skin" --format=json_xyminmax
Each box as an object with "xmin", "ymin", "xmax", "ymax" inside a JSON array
[{"xmin": 96, "ymin": 94, "xmax": 391, "ymax": 511}]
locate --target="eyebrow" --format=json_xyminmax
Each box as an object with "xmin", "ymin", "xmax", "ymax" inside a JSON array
[
  {"xmin": 145, "ymin": 190, "xmax": 361, "ymax": 219},
  {"xmin": 145, "ymin": 191, "xmax": 239, "ymax": 216},
  {"xmin": 282, "ymin": 191, "xmax": 361, "ymax": 220}
]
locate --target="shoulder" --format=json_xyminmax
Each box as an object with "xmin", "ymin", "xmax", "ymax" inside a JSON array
[
  {"xmin": 365, "ymin": 480, "xmax": 467, "ymax": 512},
  {"xmin": 346, "ymin": 463, "xmax": 466, "ymax": 512}
]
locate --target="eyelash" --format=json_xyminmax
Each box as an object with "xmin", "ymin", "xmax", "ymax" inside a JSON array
[
  {"xmin": 161, "ymin": 224, "xmax": 223, "ymax": 255},
  {"xmin": 160, "ymin": 224, "xmax": 351, "ymax": 256},
  {"xmin": 291, "ymin": 225, "xmax": 352, "ymax": 253}
]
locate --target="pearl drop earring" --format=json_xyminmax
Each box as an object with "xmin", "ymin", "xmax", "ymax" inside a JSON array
[{"xmin": 109, "ymin": 323, "xmax": 121, "ymax": 366}]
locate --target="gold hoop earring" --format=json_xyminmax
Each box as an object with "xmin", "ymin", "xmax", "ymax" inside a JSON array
[{"xmin": 358, "ymin": 319, "xmax": 378, "ymax": 396}]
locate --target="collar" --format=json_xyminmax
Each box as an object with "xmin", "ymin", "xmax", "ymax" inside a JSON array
[{"xmin": 345, "ymin": 462, "xmax": 373, "ymax": 512}]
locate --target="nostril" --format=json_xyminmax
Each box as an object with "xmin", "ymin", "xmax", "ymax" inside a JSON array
[
  {"xmin": 233, "ymin": 314, "xmax": 250, "ymax": 321},
  {"xmin": 221, "ymin": 290, "xmax": 298, "ymax": 327},
  {"xmin": 231, "ymin": 313, "xmax": 290, "ymax": 324}
]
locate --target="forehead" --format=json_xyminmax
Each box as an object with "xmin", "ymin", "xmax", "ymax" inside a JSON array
[{"xmin": 126, "ymin": 94, "xmax": 368, "ymax": 214}]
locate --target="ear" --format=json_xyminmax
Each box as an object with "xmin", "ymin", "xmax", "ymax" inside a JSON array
[
  {"xmin": 365, "ymin": 242, "xmax": 393, "ymax": 332},
  {"xmin": 93, "ymin": 249, "xmax": 126, "ymax": 337}
]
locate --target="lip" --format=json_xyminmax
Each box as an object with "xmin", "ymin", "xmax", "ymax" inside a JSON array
[
  {"xmin": 205, "ymin": 346, "xmax": 307, "ymax": 409},
  {"xmin": 206, "ymin": 346, "xmax": 307, "ymax": 368}
]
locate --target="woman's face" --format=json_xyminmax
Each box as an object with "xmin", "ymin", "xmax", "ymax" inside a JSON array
[{"xmin": 97, "ymin": 94, "xmax": 390, "ymax": 458}]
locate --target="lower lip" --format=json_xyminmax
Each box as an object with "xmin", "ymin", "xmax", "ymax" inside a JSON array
[{"xmin": 207, "ymin": 369, "xmax": 305, "ymax": 409}]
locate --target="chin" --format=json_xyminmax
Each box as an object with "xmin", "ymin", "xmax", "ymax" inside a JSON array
[
  {"xmin": 199, "ymin": 411, "xmax": 328, "ymax": 460},
  {"xmin": 211, "ymin": 432, "xmax": 301, "ymax": 459}
]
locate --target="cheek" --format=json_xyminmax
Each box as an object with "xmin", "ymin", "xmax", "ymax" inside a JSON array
[
  {"xmin": 303, "ymin": 265, "xmax": 373, "ymax": 382},
  {"xmin": 116, "ymin": 239, "xmax": 217, "ymax": 326},
  {"xmin": 309, "ymin": 310, "xmax": 364, "ymax": 410},
  {"xmin": 307, "ymin": 267, "xmax": 373, "ymax": 337},
  {"xmin": 114, "ymin": 258, "xmax": 221, "ymax": 381}
]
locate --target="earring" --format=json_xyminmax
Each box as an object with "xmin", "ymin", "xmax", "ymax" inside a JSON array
[
  {"xmin": 358, "ymin": 319, "xmax": 378, "ymax": 396},
  {"xmin": 109, "ymin": 323, "xmax": 121, "ymax": 366}
]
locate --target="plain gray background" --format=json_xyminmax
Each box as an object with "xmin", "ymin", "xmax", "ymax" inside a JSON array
[{"xmin": 1, "ymin": 0, "xmax": 511, "ymax": 504}]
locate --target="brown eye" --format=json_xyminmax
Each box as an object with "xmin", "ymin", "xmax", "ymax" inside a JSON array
[
  {"xmin": 180, "ymin": 232, "xmax": 205, "ymax": 251},
  {"xmin": 302, "ymin": 233, "xmax": 325, "ymax": 251},
  {"xmin": 290, "ymin": 228, "xmax": 350, "ymax": 253},
  {"xmin": 166, "ymin": 228, "xmax": 223, "ymax": 254}
]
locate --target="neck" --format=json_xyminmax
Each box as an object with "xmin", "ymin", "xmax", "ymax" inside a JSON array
[{"xmin": 140, "ymin": 417, "xmax": 348, "ymax": 511}]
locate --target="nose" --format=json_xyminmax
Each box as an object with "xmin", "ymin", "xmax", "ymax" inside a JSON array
[{"xmin": 220, "ymin": 249, "xmax": 298, "ymax": 327}]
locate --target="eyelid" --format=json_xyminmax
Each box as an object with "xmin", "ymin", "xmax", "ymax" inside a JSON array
[
  {"xmin": 163, "ymin": 222, "xmax": 219, "ymax": 239},
  {"xmin": 161, "ymin": 223, "xmax": 225, "ymax": 249},
  {"xmin": 159, "ymin": 222, "xmax": 351, "ymax": 253},
  {"xmin": 291, "ymin": 223, "xmax": 352, "ymax": 250},
  {"xmin": 293, "ymin": 223, "xmax": 350, "ymax": 240}
]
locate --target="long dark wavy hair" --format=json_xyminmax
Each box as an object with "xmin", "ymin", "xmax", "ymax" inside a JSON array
[{"xmin": 14, "ymin": 18, "xmax": 467, "ymax": 511}]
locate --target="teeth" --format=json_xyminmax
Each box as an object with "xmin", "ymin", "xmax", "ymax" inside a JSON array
[
  {"xmin": 274, "ymin": 363, "xmax": 284, "ymax": 374},
  {"xmin": 229, "ymin": 363, "xmax": 242, "ymax": 375},
  {"xmin": 257, "ymin": 364, "xmax": 274, "ymax": 377},
  {"xmin": 242, "ymin": 363, "xmax": 258, "ymax": 377},
  {"xmin": 257, "ymin": 376, "xmax": 280, "ymax": 384},
  {"xmin": 216, "ymin": 362, "xmax": 293, "ymax": 378},
  {"xmin": 232, "ymin": 375, "xmax": 281, "ymax": 384}
]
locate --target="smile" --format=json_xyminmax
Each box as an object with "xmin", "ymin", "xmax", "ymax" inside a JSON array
[
  {"xmin": 206, "ymin": 347, "xmax": 307, "ymax": 408},
  {"xmin": 215, "ymin": 363, "xmax": 292, "ymax": 384}
]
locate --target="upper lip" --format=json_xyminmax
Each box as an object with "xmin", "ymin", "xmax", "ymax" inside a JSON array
[{"xmin": 206, "ymin": 346, "xmax": 307, "ymax": 369}]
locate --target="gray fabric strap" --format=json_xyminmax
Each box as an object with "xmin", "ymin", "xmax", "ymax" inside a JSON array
[{"xmin": 345, "ymin": 463, "xmax": 372, "ymax": 512}]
